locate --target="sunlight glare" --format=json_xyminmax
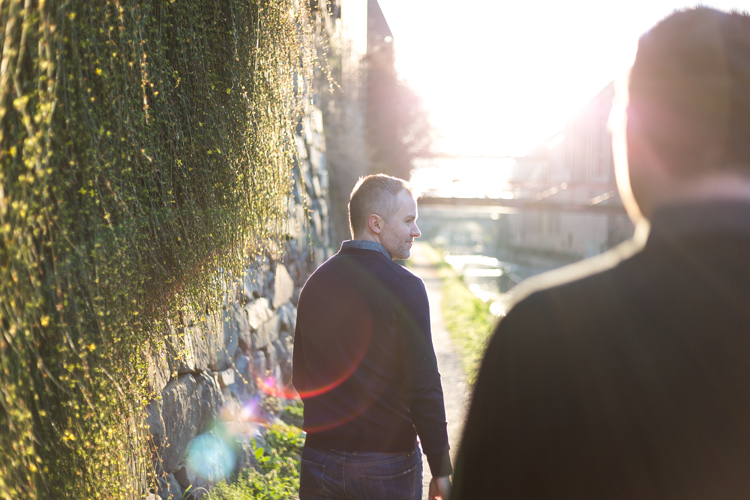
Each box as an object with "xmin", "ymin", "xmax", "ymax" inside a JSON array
[{"xmin": 377, "ymin": 0, "xmax": 749, "ymax": 160}]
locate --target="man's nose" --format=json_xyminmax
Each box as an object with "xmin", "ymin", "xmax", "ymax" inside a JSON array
[{"xmin": 411, "ymin": 223, "xmax": 421, "ymax": 238}]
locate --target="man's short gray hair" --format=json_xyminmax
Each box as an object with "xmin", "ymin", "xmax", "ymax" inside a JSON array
[{"xmin": 348, "ymin": 174, "xmax": 416, "ymax": 238}]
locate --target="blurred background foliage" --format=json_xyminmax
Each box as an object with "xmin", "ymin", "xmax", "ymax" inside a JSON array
[
  {"xmin": 0, "ymin": 0, "xmax": 315, "ymax": 497},
  {"xmin": 365, "ymin": 45, "xmax": 434, "ymax": 182}
]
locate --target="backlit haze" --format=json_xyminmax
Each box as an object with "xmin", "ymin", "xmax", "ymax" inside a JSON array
[{"xmin": 376, "ymin": 0, "xmax": 750, "ymax": 195}]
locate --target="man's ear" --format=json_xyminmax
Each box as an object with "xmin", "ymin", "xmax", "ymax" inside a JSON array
[{"xmin": 368, "ymin": 214, "xmax": 382, "ymax": 235}]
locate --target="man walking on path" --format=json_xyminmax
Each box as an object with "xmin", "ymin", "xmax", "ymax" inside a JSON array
[
  {"xmin": 294, "ymin": 174, "xmax": 452, "ymax": 500},
  {"xmin": 455, "ymin": 8, "xmax": 750, "ymax": 499}
]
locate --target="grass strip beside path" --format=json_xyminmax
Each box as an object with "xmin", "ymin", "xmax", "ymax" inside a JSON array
[
  {"xmin": 414, "ymin": 245, "xmax": 497, "ymax": 385},
  {"xmin": 441, "ymin": 272, "xmax": 497, "ymax": 385}
]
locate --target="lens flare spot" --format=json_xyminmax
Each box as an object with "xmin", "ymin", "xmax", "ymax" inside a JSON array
[
  {"xmin": 240, "ymin": 397, "xmax": 264, "ymax": 423},
  {"xmin": 186, "ymin": 432, "xmax": 236, "ymax": 482},
  {"xmin": 252, "ymin": 370, "xmax": 301, "ymax": 399}
]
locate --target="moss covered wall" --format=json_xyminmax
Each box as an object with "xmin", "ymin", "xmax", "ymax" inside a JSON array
[{"xmin": 0, "ymin": 0, "xmax": 322, "ymax": 498}]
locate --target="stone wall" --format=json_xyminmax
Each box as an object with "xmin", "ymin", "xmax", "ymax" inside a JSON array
[{"xmin": 145, "ymin": 107, "xmax": 330, "ymax": 500}]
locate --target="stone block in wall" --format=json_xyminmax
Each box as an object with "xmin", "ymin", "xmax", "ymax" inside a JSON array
[
  {"xmin": 231, "ymin": 300, "xmax": 250, "ymax": 352},
  {"xmin": 161, "ymin": 374, "xmax": 201, "ymax": 473},
  {"xmin": 313, "ymin": 131, "xmax": 326, "ymax": 156},
  {"xmin": 312, "ymin": 175, "xmax": 322, "ymax": 199},
  {"xmin": 285, "ymin": 204, "xmax": 300, "ymax": 239},
  {"xmin": 283, "ymin": 194, "xmax": 303, "ymax": 239},
  {"xmin": 293, "ymin": 260, "xmax": 307, "ymax": 287},
  {"xmin": 292, "ymin": 177, "xmax": 303, "ymax": 205},
  {"xmin": 166, "ymin": 324, "xmax": 210, "ymax": 376},
  {"xmin": 319, "ymin": 197, "xmax": 329, "ymax": 217},
  {"xmin": 285, "ymin": 238, "xmax": 298, "ymax": 257},
  {"xmin": 234, "ymin": 438, "xmax": 260, "ymax": 476},
  {"xmin": 298, "ymin": 155, "xmax": 311, "ymax": 185},
  {"xmin": 319, "ymin": 168, "xmax": 329, "ymax": 191},
  {"xmin": 286, "ymin": 261, "xmax": 299, "ymax": 285},
  {"xmin": 245, "ymin": 298, "xmax": 273, "ymax": 329},
  {"xmin": 264, "ymin": 269, "xmax": 276, "ymax": 297},
  {"xmin": 311, "ymin": 108, "xmax": 323, "ymax": 134},
  {"xmin": 314, "ymin": 248, "xmax": 326, "ymax": 269},
  {"xmin": 146, "ymin": 399, "xmax": 165, "ymax": 450},
  {"xmin": 225, "ymin": 304, "xmax": 241, "ymax": 363},
  {"xmin": 215, "ymin": 367, "xmax": 235, "ymax": 388},
  {"xmin": 241, "ymin": 298, "xmax": 273, "ymax": 352},
  {"xmin": 201, "ymin": 320, "xmax": 222, "ymax": 373},
  {"xmin": 274, "ymin": 338, "xmax": 293, "ymax": 386},
  {"xmin": 253, "ymin": 313, "xmax": 279, "ymax": 350},
  {"xmin": 253, "ymin": 349, "xmax": 267, "ymax": 378},
  {"xmin": 304, "ymin": 115, "xmax": 314, "ymax": 145},
  {"xmin": 309, "ymin": 148, "xmax": 323, "ymax": 175},
  {"xmin": 190, "ymin": 324, "xmax": 212, "ymax": 372},
  {"xmin": 296, "ymin": 135, "xmax": 308, "ymax": 160},
  {"xmin": 197, "ymin": 371, "xmax": 224, "ymax": 433},
  {"xmin": 272, "ymin": 265, "xmax": 295, "ymax": 310},
  {"xmin": 174, "ymin": 464, "xmax": 212, "ymax": 500},
  {"xmin": 207, "ymin": 306, "xmax": 239, "ymax": 372},
  {"xmin": 311, "ymin": 209, "xmax": 323, "ymax": 241},
  {"xmin": 242, "ymin": 264, "xmax": 266, "ymax": 301},
  {"xmin": 278, "ymin": 303, "xmax": 297, "ymax": 335},
  {"xmin": 156, "ymin": 472, "xmax": 182, "ymax": 500},
  {"xmin": 147, "ymin": 342, "xmax": 170, "ymax": 395},
  {"xmin": 261, "ymin": 345, "xmax": 283, "ymax": 389},
  {"xmin": 295, "ymin": 204, "xmax": 307, "ymax": 245},
  {"xmin": 228, "ymin": 353, "xmax": 255, "ymax": 399}
]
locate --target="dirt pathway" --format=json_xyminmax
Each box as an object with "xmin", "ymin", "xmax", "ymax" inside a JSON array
[{"xmin": 409, "ymin": 243, "xmax": 470, "ymax": 499}]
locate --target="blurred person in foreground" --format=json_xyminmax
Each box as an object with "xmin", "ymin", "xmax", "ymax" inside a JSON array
[
  {"xmin": 454, "ymin": 7, "xmax": 750, "ymax": 499},
  {"xmin": 293, "ymin": 174, "xmax": 452, "ymax": 500}
]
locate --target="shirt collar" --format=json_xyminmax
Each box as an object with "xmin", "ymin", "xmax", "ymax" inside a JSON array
[{"xmin": 341, "ymin": 239, "xmax": 392, "ymax": 260}]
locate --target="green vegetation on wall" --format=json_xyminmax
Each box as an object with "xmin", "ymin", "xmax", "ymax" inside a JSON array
[{"xmin": 0, "ymin": 0, "xmax": 316, "ymax": 498}]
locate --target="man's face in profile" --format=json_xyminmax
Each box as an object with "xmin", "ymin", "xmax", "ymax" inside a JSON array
[{"xmin": 379, "ymin": 190, "xmax": 421, "ymax": 260}]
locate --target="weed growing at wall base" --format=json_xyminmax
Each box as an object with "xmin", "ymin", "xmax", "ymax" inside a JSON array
[{"xmin": 210, "ymin": 422, "xmax": 305, "ymax": 500}]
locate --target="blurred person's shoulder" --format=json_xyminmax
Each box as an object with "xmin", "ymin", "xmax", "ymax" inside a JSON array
[{"xmin": 499, "ymin": 222, "xmax": 651, "ymax": 328}]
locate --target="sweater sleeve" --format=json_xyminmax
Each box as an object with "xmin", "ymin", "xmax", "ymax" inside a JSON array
[{"xmin": 397, "ymin": 275, "xmax": 452, "ymax": 477}]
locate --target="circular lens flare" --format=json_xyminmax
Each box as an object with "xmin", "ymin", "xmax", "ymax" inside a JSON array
[{"xmin": 185, "ymin": 432, "xmax": 236, "ymax": 482}]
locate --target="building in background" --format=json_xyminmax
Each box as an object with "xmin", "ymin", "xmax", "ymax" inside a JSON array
[
  {"xmin": 317, "ymin": 0, "xmax": 433, "ymax": 246},
  {"xmin": 502, "ymin": 82, "xmax": 634, "ymax": 264}
]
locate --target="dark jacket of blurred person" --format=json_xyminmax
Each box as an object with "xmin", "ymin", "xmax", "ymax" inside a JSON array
[{"xmin": 454, "ymin": 8, "xmax": 750, "ymax": 499}]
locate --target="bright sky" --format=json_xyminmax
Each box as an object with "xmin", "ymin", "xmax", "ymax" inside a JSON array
[{"xmin": 377, "ymin": 0, "xmax": 750, "ymax": 158}]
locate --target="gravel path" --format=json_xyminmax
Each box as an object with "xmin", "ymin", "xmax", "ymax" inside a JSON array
[{"xmin": 409, "ymin": 243, "xmax": 470, "ymax": 499}]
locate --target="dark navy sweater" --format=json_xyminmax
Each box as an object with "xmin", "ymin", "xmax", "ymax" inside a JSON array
[{"xmin": 292, "ymin": 244, "xmax": 452, "ymax": 476}]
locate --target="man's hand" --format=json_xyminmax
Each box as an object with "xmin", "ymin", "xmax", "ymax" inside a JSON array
[{"xmin": 429, "ymin": 475, "xmax": 451, "ymax": 500}]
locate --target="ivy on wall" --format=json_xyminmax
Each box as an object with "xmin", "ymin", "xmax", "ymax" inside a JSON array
[{"xmin": 0, "ymin": 0, "xmax": 315, "ymax": 497}]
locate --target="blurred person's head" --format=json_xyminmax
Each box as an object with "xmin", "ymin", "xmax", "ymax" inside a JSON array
[
  {"xmin": 349, "ymin": 174, "xmax": 421, "ymax": 259},
  {"xmin": 612, "ymin": 7, "xmax": 750, "ymax": 221}
]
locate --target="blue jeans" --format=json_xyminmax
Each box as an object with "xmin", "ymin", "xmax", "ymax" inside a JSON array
[{"xmin": 299, "ymin": 445, "xmax": 423, "ymax": 500}]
